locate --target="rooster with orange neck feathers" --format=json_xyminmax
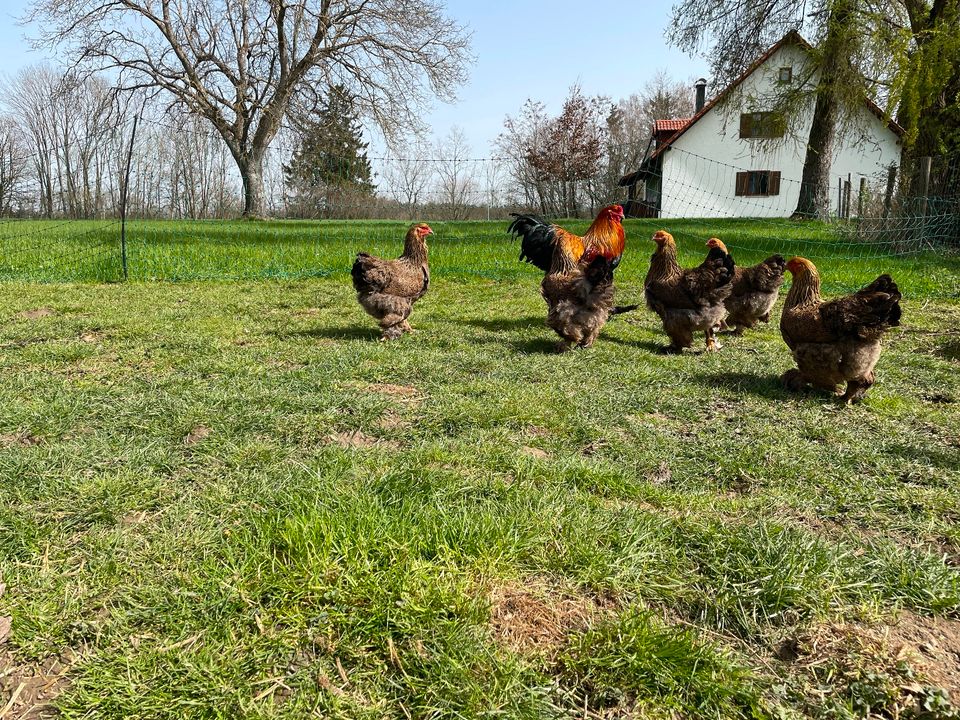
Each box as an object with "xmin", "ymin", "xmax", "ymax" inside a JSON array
[
  {"xmin": 780, "ymin": 257, "xmax": 901, "ymax": 403},
  {"xmin": 508, "ymin": 205, "xmax": 631, "ymax": 351},
  {"xmin": 508, "ymin": 205, "xmax": 626, "ymax": 273}
]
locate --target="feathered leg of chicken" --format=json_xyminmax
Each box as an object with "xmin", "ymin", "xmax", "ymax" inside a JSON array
[
  {"xmin": 378, "ymin": 310, "xmax": 409, "ymax": 341},
  {"xmin": 705, "ymin": 327, "xmax": 722, "ymax": 352},
  {"xmin": 841, "ymin": 371, "xmax": 875, "ymax": 404},
  {"xmin": 663, "ymin": 327, "xmax": 693, "ymax": 354},
  {"xmin": 400, "ymin": 320, "xmax": 415, "ymax": 334}
]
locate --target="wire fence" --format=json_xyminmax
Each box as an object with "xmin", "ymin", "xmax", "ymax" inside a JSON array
[{"xmin": 0, "ymin": 112, "xmax": 956, "ymax": 299}]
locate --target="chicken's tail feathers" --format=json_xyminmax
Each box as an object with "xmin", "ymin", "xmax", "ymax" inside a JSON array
[
  {"xmin": 351, "ymin": 252, "xmax": 374, "ymax": 289},
  {"xmin": 609, "ymin": 304, "xmax": 640, "ymax": 316},
  {"xmin": 508, "ymin": 213, "xmax": 556, "ymax": 272}
]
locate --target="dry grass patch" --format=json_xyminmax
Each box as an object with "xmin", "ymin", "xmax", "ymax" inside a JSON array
[
  {"xmin": 15, "ymin": 308, "xmax": 55, "ymax": 321},
  {"xmin": 364, "ymin": 383, "xmax": 423, "ymax": 402},
  {"xmin": 487, "ymin": 579, "xmax": 616, "ymax": 657}
]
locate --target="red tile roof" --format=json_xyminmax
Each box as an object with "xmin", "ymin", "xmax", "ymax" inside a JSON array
[{"xmin": 654, "ymin": 118, "xmax": 691, "ymax": 133}]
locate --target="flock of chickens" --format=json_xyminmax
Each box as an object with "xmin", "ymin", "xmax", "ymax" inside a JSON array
[{"xmin": 350, "ymin": 205, "xmax": 903, "ymax": 404}]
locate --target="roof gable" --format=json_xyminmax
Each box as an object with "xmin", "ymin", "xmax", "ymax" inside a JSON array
[{"xmin": 619, "ymin": 30, "xmax": 904, "ymax": 186}]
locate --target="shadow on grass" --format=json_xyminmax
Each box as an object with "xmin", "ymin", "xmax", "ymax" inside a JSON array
[
  {"xmin": 694, "ymin": 371, "xmax": 788, "ymax": 400},
  {"xmin": 462, "ymin": 315, "xmax": 544, "ymax": 332},
  {"xmin": 509, "ymin": 337, "xmax": 561, "ymax": 354},
  {"xmin": 272, "ymin": 325, "xmax": 382, "ymax": 341}
]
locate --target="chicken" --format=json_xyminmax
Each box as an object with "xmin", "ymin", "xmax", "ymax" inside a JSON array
[
  {"xmin": 705, "ymin": 238, "xmax": 785, "ymax": 335},
  {"xmin": 779, "ymin": 257, "xmax": 901, "ymax": 403},
  {"xmin": 351, "ymin": 223, "xmax": 432, "ymax": 340},
  {"xmin": 508, "ymin": 204, "xmax": 626, "ymax": 273},
  {"xmin": 644, "ymin": 230, "xmax": 735, "ymax": 353},
  {"xmin": 539, "ymin": 230, "xmax": 618, "ymax": 352}
]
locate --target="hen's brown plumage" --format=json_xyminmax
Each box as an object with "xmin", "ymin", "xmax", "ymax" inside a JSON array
[
  {"xmin": 706, "ymin": 238, "xmax": 785, "ymax": 335},
  {"xmin": 644, "ymin": 231, "xmax": 735, "ymax": 352},
  {"xmin": 352, "ymin": 223, "xmax": 432, "ymax": 340},
  {"xmin": 540, "ymin": 232, "xmax": 617, "ymax": 352},
  {"xmin": 779, "ymin": 257, "xmax": 901, "ymax": 403}
]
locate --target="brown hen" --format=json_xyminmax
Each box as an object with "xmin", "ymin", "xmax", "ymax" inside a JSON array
[
  {"xmin": 539, "ymin": 231, "xmax": 618, "ymax": 352},
  {"xmin": 351, "ymin": 223, "xmax": 432, "ymax": 340},
  {"xmin": 779, "ymin": 257, "xmax": 901, "ymax": 403},
  {"xmin": 644, "ymin": 231, "xmax": 735, "ymax": 352},
  {"xmin": 706, "ymin": 238, "xmax": 785, "ymax": 335}
]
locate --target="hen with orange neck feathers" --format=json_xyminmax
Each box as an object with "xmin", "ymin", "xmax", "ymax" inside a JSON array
[
  {"xmin": 351, "ymin": 223, "xmax": 432, "ymax": 340},
  {"xmin": 779, "ymin": 257, "xmax": 901, "ymax": 403}
]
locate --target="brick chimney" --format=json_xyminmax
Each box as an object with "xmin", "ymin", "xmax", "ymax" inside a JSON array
[{"xmin": 695, "ymin": 78, "xmax": 707, "ymax": 112}]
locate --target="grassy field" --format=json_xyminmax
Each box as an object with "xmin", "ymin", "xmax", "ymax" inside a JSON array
[
  {"xmin": 1, "ymin": 251, "xmax": 960, "ymax": 718},
  {"xmin": 0, "ymin": 217, "xmax": 958, "ymax": 298}
]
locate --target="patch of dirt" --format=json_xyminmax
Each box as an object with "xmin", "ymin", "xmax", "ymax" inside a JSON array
[
  {"xmin": 328, "ymin": 430, "xmax": 398, "ymax": 450},
  {"xmin": 521, "ymin": 446, "xmax": 550, "ymax": 460},
  {"xmin": 647, "ymin": 462, "xmax": 672, "ymax": 485},
  {"xmin": 776, "ymin": 615, "xmax": 960, "ymax": 715},
  {"xmin": 487, "ymin": 580, "xmax": 616, "ymax": 657},
  {"xmin": 0, "ymin": 432, "xmax": 42, "ymax": 449},
  {"xmin": 525, "ymin": 425, "xmax": 550, "ymax": 439},
  {"xmin": 183, "ymin": 426, "xmax": 212, "ymax": 446},
  {"xmin": 581, "ymin": 438, "xmax": 611, "ymax": 457},
  {"xmin": 16, "ymin": 308, "xmax": 55, "ymax": 321},
  {"xmin": 889, "ymin": 611, "xmax": 960, "ymax": 700},
  {"xmin": 0, "ymin": 649, "xmax": 77, "ymax": 720},
  {"xmin": 78, "ymin": 330, "xmax": 104, "ymax": 344}
]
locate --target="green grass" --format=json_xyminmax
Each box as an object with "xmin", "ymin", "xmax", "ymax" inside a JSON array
[
  {"xmin": 1, "ymin": 217, "xmax": 958, "ymax": 297},
  {"xmin": 1, "ymin": 265, "xmax": 959, "ymax": 718}
]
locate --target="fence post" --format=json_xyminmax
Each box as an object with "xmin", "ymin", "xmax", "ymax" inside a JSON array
[
  {"xmin": 858, "ymin": 177, "xmax": 866, "ymax": 218},
  {"xmin": 119, "ymin": 113, "xmax": 141, "ymax": 281},
  {"xmin": 882, "ymin": 164, "xmax": 897, "ymax": 222},
  {"xmin": 843, "ymin": 174, "xmax": 851, "ymax": 220}
]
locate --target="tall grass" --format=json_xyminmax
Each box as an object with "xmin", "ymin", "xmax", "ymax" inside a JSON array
[{"xmin": 0, "ymin": 217, "xmax": 957, "ymax": 296}]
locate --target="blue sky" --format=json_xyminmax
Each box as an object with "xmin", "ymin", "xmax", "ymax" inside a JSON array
[{"xmin": 0, "ymin": 0, "xmax": 708, "ymax": 154}]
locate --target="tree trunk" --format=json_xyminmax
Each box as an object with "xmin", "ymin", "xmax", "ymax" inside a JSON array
[
  {"xmin": 791, "ymin": 0, "xmax": 856, "ymax": 220},
  {"xmin": 793, "ymin": 92, "xmax": 839, "ymax": 219},
  {"xmin": 239, "ymin": 151, "xmax": 267, "ymax": 218}
]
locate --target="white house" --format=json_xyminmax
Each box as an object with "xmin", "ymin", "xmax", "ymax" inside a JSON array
[{"xmin": 619, "ymin": 31, "xmax": 904, "ymax": 219}]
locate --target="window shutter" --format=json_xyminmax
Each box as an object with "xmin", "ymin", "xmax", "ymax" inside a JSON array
[
  {"xmin": 768, "ymin": 171, "xmax": 781, "ymax": 196},
  {"xmin": 739, "ymin": 114, "xmax": 752, "ymax": 138},
  {"xmin": 735, "ymin": 172, "xmax": 749, "ymax": 196}
]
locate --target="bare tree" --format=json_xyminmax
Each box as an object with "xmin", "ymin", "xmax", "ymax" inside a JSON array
[
  {"xmin": 495, "ymin": 99, "xmax": 553, "ymax": 211},
  {"xmin": 27, "ymin": 0, "xmax": 472, "ymax": 218},
  {"xmin": 382, "ymin": 140, "xmax": 434, "ymax": 219},
  {"xmin": 434, "ymin": 127, "xmax": 477, "ymax": 220},
  {"xmin": 597, "ymin": 70, "xmax": 695, "ymax": 206},
  {"xmin": 0, "ymin": 116, "xmax": 28, "ymax": 215}
]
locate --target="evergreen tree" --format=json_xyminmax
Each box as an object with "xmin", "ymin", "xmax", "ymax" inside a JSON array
[{"xmin": 284, "ymin": 87, "xmax": 375, "ymax": 218}]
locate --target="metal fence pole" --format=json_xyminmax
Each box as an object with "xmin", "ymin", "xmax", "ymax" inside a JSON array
[{"xmin": 119, "ymin": 113, "xmax": 141, "ymax": 281}]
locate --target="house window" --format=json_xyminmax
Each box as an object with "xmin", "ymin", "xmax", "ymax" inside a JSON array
[
  {"xmin": 778, "ymin": 67, "xmax": 793, "ymax": 83},
  {"xmin": 735, "ymin": 170, "xmax": 782, "ymax": 197},
  {"xmin": 739, "ymin": 112, "xmax": 786, "ymax": 139}
]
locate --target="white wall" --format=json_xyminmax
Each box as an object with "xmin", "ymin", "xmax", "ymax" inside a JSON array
[{"xmin": 659, "ymin": 43, "xmax": 901, "ymax": 218}]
